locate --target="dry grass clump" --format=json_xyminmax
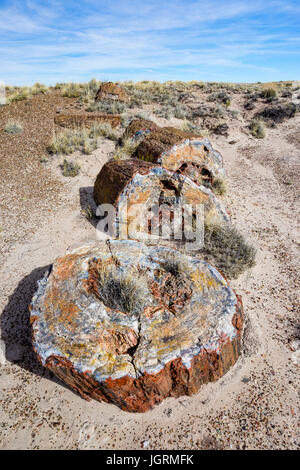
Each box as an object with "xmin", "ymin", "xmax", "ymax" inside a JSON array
[
  {"xmin": 89, "ymin": 122, "xmax": 119, "ymax": 141},
  {"xmin": 113, "ymin": 138, "xmax": 139, "ymax": 160},
  {"xmin": 199, "ymin": 223, "xmax": 256, "ymax": 279},
  {"xmin": 30, "ymin": 82, "xmax": 48, "ymax": 95},
  {"xmin": 244, "ymin": 101, "xmax": 256, "ymax": 110},
  {"xmin": 55, "ymin": 78, "xmax": 99, "ymax": 102},
  {"xmin": 61, "ymin": 82, "xmax": 82, "ymax": 98},
  {"xmin": 5, "ymin": 119, "xmax": 23, "ymax": 134},
  {"xmin": 212, "ymin": 177, "xmax": 227, "ymax": 196},
  {"xmin": 7, "ymin": 87, "xmax": 30, "ymax": 102},
  {"xmin": 48, "ymin": 128, "xmax": 95, "ymax": 155},
  {"xmin": 192, "ymin": 104, "xmax": 226, "ymax": 119},
  {"xmin": 122, "ymin": 81, "xmax": 182, "ymax": 107},
  {"xmin": 81, "ymin": 205, "xmax": 95, "ymax": 220},
  {"xmin": 180, "ymin": 120, "xmax": 205, "ymax": 135},
  {"xmin": 91, "ymin": 263, "xmax": 148, "ymax": 315},
  {"xmin": 154, "ymin": 103, "xmax": 189, "ymax": 120},
  {"xmin": 47, "ymin": 123, "xmax": 118, "ymax": 155},
  {"xmin": 87, "ymin": 99, "xmax": 126, "ymax": 114},
  {"xmin": 161, "ymin": 251, "xmax": 190, "ymax": 277},
  {"xmin": 207, "ymin": 91, "xmax": 231, "ymax": 107},
  {"xmin": 6, "ymin": 84, "xmax": 50, "ymax": 103},
  {"xmin": 213, "ymin": 122, "xmax": 229, "ymax": 136},
  {"xmin": 60, "ymin": 159, "xmax": 80, "ymax": 177},
  {"xmin": 260, "ymin": 88, "xmax": 277, "ymax": 100},
  {"xmin": 249, "ymin": 120, "xmax": 266, "ymax": 139},
  {"xmin": 202, "ymin": 176, "xmax": 227, "ymax": 196}
]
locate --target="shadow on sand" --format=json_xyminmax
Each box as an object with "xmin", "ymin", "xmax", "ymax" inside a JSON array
[
  {"xmin": 0, "ymin": 265, "xmax": 77, "ymax": 393},
  {"xmin": 79, "ymin": 186, "xmax": 99, "ymax": 228}
]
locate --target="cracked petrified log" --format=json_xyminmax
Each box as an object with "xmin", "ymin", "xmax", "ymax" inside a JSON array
[
  {"xmin": 30, "ymin": 240, "xmax": 243, "ymax": 412},
  {"xmin": 54, "ymin": 113, "xmax": 121, "ymax": 128},
  {"xmin": 132, "ymin": 126, "xmax": 225, "ymax": 185},
  {"xmin": 122, "ymin": 118, "xmax": 160, "ymax": 142},
  {"xmin": 95, "ymin": 82, "xmax": 129, "ymax": 103},
  {"xmin": 93, "ymin": 159, "xmax": 229, "ymax": 243}
]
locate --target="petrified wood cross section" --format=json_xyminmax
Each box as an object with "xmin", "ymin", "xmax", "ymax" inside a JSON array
[
  {"xmin": 30, "ymin": 240, "xmax": 243, "ymax": 412},
  {"xmin": 93, "ymin": 159, "xmax": 229, "ymax": 244},
  {"xmin": 131, "ymin": 126, "xmax": 225, "ymax": 185}
]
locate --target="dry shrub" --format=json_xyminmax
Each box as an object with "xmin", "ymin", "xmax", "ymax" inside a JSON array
[
  {"xmin": 91, "ymin": 263, "xmax": 148, "ymax": 315},
  {"xmin": 199, "ymin": 223, "xmax": 256, "ymax": 279},
  {"xmin": 60, "ymin": 159, "xmax": 80, "ymax": 177},
  {"xmin": 249, "ymin": 120, "xmax": 266, "ymax": 139}
]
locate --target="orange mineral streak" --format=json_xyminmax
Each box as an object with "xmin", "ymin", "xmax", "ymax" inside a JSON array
[
  {"xmin": 44, "ymin": 285, "xmax": 80, "ymax": 334},
  {"xmin": 161, "ymin": 141, "xmax": 209, "ymax": 171},
  {"xmin": 43, "ymin": 300, "xmax": 243, "ymax": 412},
  {"xmin": 183, "ymin": 187, "xmax": 208, "ymax": 205},
  {"xmin": 54, "ymin": 253, "xmax": 80, "ymax": 281}
]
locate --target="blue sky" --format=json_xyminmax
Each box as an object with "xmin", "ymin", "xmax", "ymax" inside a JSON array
[{"xmin": 0, "ymin": 0, "xmax": 299, "ymax": 85}]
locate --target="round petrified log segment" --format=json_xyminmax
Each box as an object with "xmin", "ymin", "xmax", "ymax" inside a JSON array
[
  {"xmin": 30, "ymin": 240, "xmax": 243, "ymax": 412},
  {"xmin": 95, "ymin": 82, "xmax": 129, "ymax": 103},
  {"xmin": 133, "ymin": 127, "xmax": 224, "ymax": 184},
  {"xmin": 93, "ymin": 159, "xmax": 229, "ymax": 241},
  {"xmin": 122, "ymin": 118, "xmax": 160, "ymax": 142}
]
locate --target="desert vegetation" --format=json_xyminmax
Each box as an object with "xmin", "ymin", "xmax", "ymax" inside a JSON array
[{"xmin": 4, "ymin": 119, "xmax": 23, "ymax": 134}]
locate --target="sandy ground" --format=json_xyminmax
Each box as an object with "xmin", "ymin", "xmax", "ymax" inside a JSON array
[{"xmin": 0, "ymin": 91, "xmax": 299, "ymax": 450}]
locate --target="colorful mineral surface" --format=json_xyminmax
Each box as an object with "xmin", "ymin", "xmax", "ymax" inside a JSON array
[{"xmin": 30, "ymin": 240, "xmax": 243, "ymax": 412}]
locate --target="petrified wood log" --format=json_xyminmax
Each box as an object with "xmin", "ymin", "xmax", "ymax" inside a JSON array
[
  {"xmin": 95, "ymin": 82, "xmax": 129, "ymax": 103},
  {"xmin": 30, "ymin": 240, "xmax": 243, "ymax": 412},
  {"xmin": 122, "ymin": 118, "xmax": 160, "ymax": 142},
  {"xmin": 132, "ymin": 127, "xmax": 225, "ymax": 184},
  {"xmin": 54, "ymin": 113, "xmax": 121, "ymax": 128},
  {"xmin": 93, "ymin": 159, "xmax": 229, "ymax": 243}
]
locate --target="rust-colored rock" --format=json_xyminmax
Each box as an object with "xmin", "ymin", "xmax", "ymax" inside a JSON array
[
  {"xmin": 133, "ymin": 127, "xmax": 225, "ymax": 185},
  {"xmin": 54, "ymin": 113, "xmax": 121, "ymax": 128},
  {"xmin": 30, "ymin": 240, "xmax": 243, "ymax": 412},
  {"xmin": 95, "ymin": 82, "xmax": 129, "ymax": 103},
  {"xmin": 93, "ymin": 159, "xmax": 229, "ymax": 244},
  {"xmin": 122, "ymin": 118, "xmax": 160, "ymax": 142}
]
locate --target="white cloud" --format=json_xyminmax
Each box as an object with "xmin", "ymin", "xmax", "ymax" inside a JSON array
[{"xmin": 0, "ymin": 0, "xmax": 299, "ymax": 84}]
